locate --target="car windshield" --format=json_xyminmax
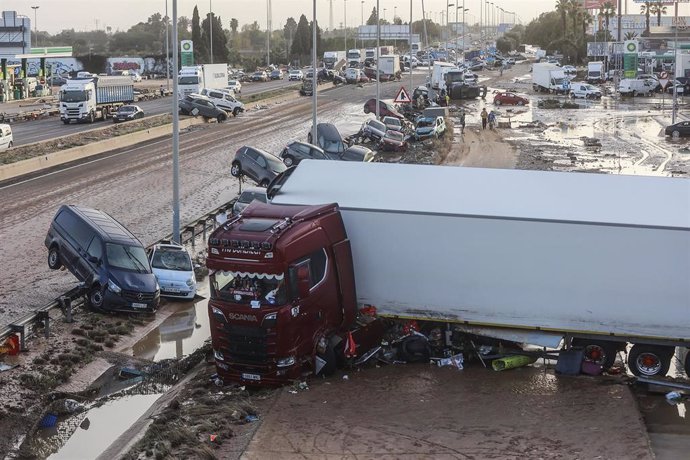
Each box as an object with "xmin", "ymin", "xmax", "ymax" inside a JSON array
[
  {"xmin": 417, "ymin": 118, "xmax": 434, "ymax": 128},
  {"xmin": 370, "ymin": 121, "xmax": 386, "ymax": 130},
  {"xmin": 106, "ymin": 243, "xmax": 150, "ymax": 272},
  {"xmin": 385, "ymin": 118, "xmax": 401, "ymax": 127},
  {"xmin": 151, "ymin": 248, "xmax": 192, "ymax": 271},
  {"xmin": 211, "ymin": 270, "xmax": 287, "ymax": 306},
  {"xmin": 238, "ymin": 191, "xmax": 266, "ymax": 204}
]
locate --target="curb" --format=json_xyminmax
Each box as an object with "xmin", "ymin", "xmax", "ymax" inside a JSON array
[{"xmin": 0, "ymin": 117, "xmax": 205, "ymax": 182}]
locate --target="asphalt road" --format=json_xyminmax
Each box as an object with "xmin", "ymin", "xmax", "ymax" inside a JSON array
[{"xmin": 10, "ymin": 78, "xmax": 299, "ymax": 146}]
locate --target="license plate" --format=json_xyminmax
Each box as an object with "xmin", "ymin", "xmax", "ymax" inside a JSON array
[
  {"xmin": 132, "ymin": 302, "xmax": 148, "ymax": 309},
  {"xmin": 166, "ymin": 288, "xmax": 180, "ymax": 293},
  {"xmin": 241, "ymin": 373, "xmax": 261, "ymax": 381}
]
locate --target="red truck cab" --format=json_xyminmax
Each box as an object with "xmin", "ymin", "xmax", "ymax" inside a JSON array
[{"xmin": 207, "ymin": 202, "xmax": 375, "ymax": 386}]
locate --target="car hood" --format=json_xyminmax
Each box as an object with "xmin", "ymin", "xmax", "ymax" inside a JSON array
[
  {"xmin": 416, "ymin": 127, "xmax": 434, "ymax": 134},
  {"xmin": 152, "ymin": 267, "xmax": 194, "ymax": 283},
  {"xmin": 110, "ymin": 268, "xmax": 158, "ymax": 292}
]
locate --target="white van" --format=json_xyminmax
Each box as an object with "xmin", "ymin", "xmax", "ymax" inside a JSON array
[
  {"xmin": 0, "ymin": 124, "xmax": 14, "ymax": 150},
  {"xmin": 199, "ymin": 88, "xmax": 245, "ymax": 116},
  {"xmin": 345, "ymin": 67, "xmax": 361, "ymax": 83},
  {"xmin": 618, "ymin": 78, "xmax": 654, "ymax": 96}
]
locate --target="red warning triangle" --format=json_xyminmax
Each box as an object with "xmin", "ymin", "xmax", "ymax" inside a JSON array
[{"xmin": 394, "ymin": 86, "xmax": 411, "ymax": 103}]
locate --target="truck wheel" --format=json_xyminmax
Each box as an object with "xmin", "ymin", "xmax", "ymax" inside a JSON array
[
  {"xmin": 572, "ymin": 339, "xmax": 618, "ymax": 370},
  {"xmin": 62, "ymin": 120, "xmax": 70, "ymax": 124},
  {"xmin": 230, "ymin": 162, "xmax": 242, "ymax": 177},
  {"xmin": 86, "ymin": 285, "xmax": 105, "ymax": 311},
  {"xmin": 48, "ymin": 247, "xmax": 62, "ymax": 270},
  {"xmin": 628, "ymin": 344, "xmax": 673, "ymax": 377}
]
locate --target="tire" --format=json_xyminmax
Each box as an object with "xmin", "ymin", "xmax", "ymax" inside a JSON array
[
  {"xmin": 233, "ymin": 107, "xmax": 240, "ymax": 117},
  {"xmin": 495, "ymin": 99, "xmax": 502, "ymax": 105},
  {"xmin": 517, "ymin": 100, "xmax": 525, "ymax": 106},
  {"xmin": 672, "ymin": 130, "xmax": 680, "ymax": 139},
  {"xmin": 86, "ymin": 285, "xmax": 105, "ymax": 311},
  {"xmin": 363, "ymin": 106, "xmax": 371, "ymax": 114},
  {"xmin": 62, "ymin": 120, "xmax": 70, "ymax": 124},
  {"xmin": 572, "ymin": 339, "xmax": 618, "ymax": 370},
  {"xmin": 283, "ymin": 156, "xmax": 295, "ymax": 167},
  {"xmin": 628, "ymin": 344, "xmax": 673, "ymax": 377},
  {"xmin": 230, "ymin": 162, "xmax": 242, "ymax": 177},
  {"xmin": 217, "ymin": 114, "xmax": 226, "ymax": 123},
  {"xmin": 632, "ymin": 90, "xmax": 637, "ymax": 97},
  {"xmin": 48, "ymin": 247, "xmax": 62, "ymax": 270}
]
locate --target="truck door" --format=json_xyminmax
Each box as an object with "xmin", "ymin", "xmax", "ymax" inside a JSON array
[{"xmin": 331, "ymin": 240, "xmax": 357, "ymax": 328}]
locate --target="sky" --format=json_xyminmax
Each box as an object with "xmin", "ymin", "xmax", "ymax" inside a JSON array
[{"xmin": 3, "ymin": 0, "xmax": 560, "ymax": 34}]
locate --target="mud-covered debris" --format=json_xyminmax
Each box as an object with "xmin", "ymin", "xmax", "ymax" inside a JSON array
[{"xmin": 582, "ymin": 137, "xmax": 602, "ymax": 147}]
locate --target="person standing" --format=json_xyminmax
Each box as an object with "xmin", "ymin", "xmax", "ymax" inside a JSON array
[
  {"xmin": 459, "ymin": 110, "xmax": 466, "ymax": 134},
  {"xmin": 488, "ymin": 110, "xmax": 496, "ymax": 130},
  {"xmin": 480, "ymin": 108, "xmax": 488, "ymax": 130}
]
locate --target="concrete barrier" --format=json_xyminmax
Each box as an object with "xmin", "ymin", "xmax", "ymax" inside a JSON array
[{"xmin": 0, "ymin": 117, "xmax": 204, "ymax": 182}]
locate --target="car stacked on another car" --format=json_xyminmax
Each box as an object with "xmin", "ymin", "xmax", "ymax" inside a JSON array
[
  {"xmin": 307, "ymin": 123, "xmax": 347, "ymax": 157},
  {"xmin": 360, "ymin": 119, "xmax": 388, "ymax": 142},
  {"xmin": 379, "ymin": 130, "xmax": 408, "ymax": 152},
  {"xmin": 363, "ymin": 98, "xmax": 405, "ymax": 119},
  {"xmin": 112, "ymin": 105, "xmax": 145, "ymax": 123},
  {"xmin": 231, "ymin": 146, "xmax": 287, "ymax": 186},
  {"xmin": 178, "ymin": 94, "xmax": 228, "ymax": 122},
  {"xmin": 149, "ymin": 242, "xmax": 197, "ymax": 300},
  {"xmin": 232, "ymin": 187, "xmax": 268, "ymax": 215},
  {"xmin": 280, "ymin": 141, "xmax": 328, "ymax": 166},
  {"xmin": 415, "ymin": 116, "xmax": 446, "ymax": 140},
  {"xmin": 340, "ymin": 145, "xmax": 376, "ymax": 162}
]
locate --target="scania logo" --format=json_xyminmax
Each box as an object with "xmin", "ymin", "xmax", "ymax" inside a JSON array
[{"xmin": 227, "ymin": 313, "xmax": 258, "ymax": 322}]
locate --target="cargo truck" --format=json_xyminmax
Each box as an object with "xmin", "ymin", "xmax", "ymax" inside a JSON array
[
  {"xmin": 59, "ymin": 76, "xmax": 134, "ymax": 124},
  {"xmin": 430, "ymin": 61, "xmax": 459, "ymax": 90},
  {"xmin": 586, "ymin": 61, "xmax": 605, "ymax": 84},
  {"xmin": 207, "ymin": 161, "xmax": 690, "ymax": 386},
  {"xmin": 377, "ymin": 55, "xmax": 402, "ymax": 81},
  {"xmin": 177, "ymin": 64, "xmax": 228, "ymax": 99},
  {"xmin": 323, "ymin": 51, "xmax": 346, "ymax": 69},
  {"xmin": 347, "ymin": 49, "xmax": 363, "ymax": 67},
  {"xmin": 532, "ymin": 62, "xmax": 570, "ymax": 93}
]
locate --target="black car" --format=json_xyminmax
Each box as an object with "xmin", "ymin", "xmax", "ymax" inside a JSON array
[
  {"xmin": 232, "ymin": 187, "xmax": 268, "ymax": 215},
  {"xmin": 113, "ymin": 105, "xmax": 145, "ymax": 123},
  {"xmin": 307, "ymin": 123, "xmax": 347, "ymax": 158},
  {"xmin": 231, "ymin": 146, "xmax": 287, "ymax": 186},
  {"xmin": 280, "ymin": 141, "xmax": 327, "ymax": 166},
  {"xmin": 270, "ymin": 69, "xmax": 283, "ymax": 80},
  {"xmin": 664, "ymin": 121, "xmax": 690, "ymax": 138},
  {"xmin": 178, "ymin": 94, "xmax": 228, "ymax": 122}
]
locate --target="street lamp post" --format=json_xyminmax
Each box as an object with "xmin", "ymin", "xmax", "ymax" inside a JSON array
[
  {"xmin": 312, "ymin": 0, "xmax": 317, "ymax": 143},
  {"xmin": 31, "ymin": 6, "xmax": 39, "ymax": 48},
  {"xmin": 376, "ymin": 0, "xmax": 380, "ymax": 119},
  {"xmin": 165, "ymin": 0, "xmax": 170, "ymax": 91},
  {"xmin": 344, "ymin": 0, "xmax": 347, "ymax": 56},
  {"xmin": 172, "ymin": 0, "xmax": 180, "ymax": 243},
  {"xmin": 447, "ymin": 2, "xmax": 453, "ymax": 53}
]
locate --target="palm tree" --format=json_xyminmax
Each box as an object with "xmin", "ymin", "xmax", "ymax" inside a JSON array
[
  {"xmin": 556, "ymin": 0, "xmax": 568, "ymax": 38},
  {"xmin": 598, "ymin": 2, "xmax": 616, "ymax": 40},
  {"xmin": 640, "ymin": 2, "xmax": 652, "ymax": 35},
  {"xmin": 581, "ymin": 11, "xmax": 593, "ymax": 38},
  {"xmin": 624, "ymin": 31, "xmax": 639, "ymax": 40},
  {"xmin": 650, "ymin": 4, "xmax": 668, "ymax": 27},
  {"xmin": 567, "ymin": 0, "xmax": 581, "ymax": 36}
]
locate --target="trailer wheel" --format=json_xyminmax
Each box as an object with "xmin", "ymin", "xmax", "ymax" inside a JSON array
[
  {"xmin": 572, "ymin": 339, "xmax": 618, "ymax": 370},
  {"xmin": 684, "ymin": 349, "xmax": 690, "ymax": 378},
  {"xmin": 628, "ymin": 344, "xmax": 672, "ymax": 377}
]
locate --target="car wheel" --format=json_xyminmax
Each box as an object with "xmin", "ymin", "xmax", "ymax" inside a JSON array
[
  {"xmin": 283, "ymin": 156, "xmax": 295, "ymax": 167},
  {"xmin": 230, "ymin": 162, "xmax": 242, "ymax": 177},
  {"xmin": 495, "ymin": 99, "xmax": 501, "ymax": 105},
  {"xmin": 517, "ymin": 100, "xmax": 525, "ymax": 106},
  {"xmin": 233, "ymin": 107, "xmax": 240, "ymax": 117},
  {"xmin": 363, "ymin": 106, "xmax": 371, "ymax": 114},
  {"xmin": 86, "ymin": 285, "xmax": 105, "ymax": 311},
  {"xmin": 672, "ymin": 130, "xmax": 680, "ymax": 139},
  {"xmin": 48, "ymin": 247, "xmax": 62, "ymax": 270},
  {"xmin": 217, "ymin": 114, "xmax": 226, "ymax": 123}
]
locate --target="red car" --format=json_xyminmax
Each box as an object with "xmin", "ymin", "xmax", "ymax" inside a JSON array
[
  {"xmin": 493, "ymin": 92, "xmax": 529, "ymax": 106},
  {"xmin": 379, "ymin": 130, "xmax": 408, "ymax": 152},
  {"xmin": 363, "ymin": 98, "xmax": 404, "ymax": 120}
]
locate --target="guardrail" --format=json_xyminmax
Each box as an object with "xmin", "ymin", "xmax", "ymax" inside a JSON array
[{"xmin": 0, "ymin": 197, "xmax": 238, "ymax": 349}]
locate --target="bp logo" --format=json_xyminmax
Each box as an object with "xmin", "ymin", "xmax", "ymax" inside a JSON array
[
  {"xmin": 181, "ymin": 41, "xmax": 193, "ymax": 52},
  {"xmin": 625, "ymin": 41, "xmax": 638, "ymax": 53}
]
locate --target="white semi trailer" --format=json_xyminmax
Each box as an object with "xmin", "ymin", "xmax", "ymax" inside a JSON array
[
  {"xmin": 269, "ymin": 161, "xmax": 690, "ymax": 377},
  {"xmin": 59, "ymin": 76, "xmax": 134, "ymax": 124}
]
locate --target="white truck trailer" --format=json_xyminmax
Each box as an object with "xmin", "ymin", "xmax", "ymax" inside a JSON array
[
  {"xmin": 430, "ymin": 61, "xmax": 458, "ymax": 90},
  {"xmin": 59, "ymin": 76, "xmax": 134, "ymax": 124},
  {"xmin": 586, "ymin": 61, "xmax": 605, "ymax": 84},
  {"xmin": 269, "ymin": 161, "xmax": 690, "ymax": 378},
  {"xmin": 532, "ymin": 62, "xmax": 570, "ymax": 93},
  {"xmin": 378, "ymin": 55, "xmax": 401, "ymax": 81},
  {"xmin": 177, "ymin": 63, "xmax": 228, "ymax": 99}
]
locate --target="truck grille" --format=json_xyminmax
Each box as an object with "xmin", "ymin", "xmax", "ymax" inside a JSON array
[
  {"xmin": 122, "ymin": 290, "xmax": 157, "ymax": 303},
  {"xmin": 222, "ymin": 324, "xmax": 268, "ymax": 363},
  {"xmin": 66, "ymin": 108, "xmax": 81, "ymax": 117}
]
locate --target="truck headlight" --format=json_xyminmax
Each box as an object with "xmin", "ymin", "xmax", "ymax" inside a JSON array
[
  {"xmin": 107, "ymin": 278, "xmax": 121, "ymax": 294},
  {"xmin": 263, "ymin": 312, "xmax": 277, "ymax": 328},
  {"xmin": 276, "ymin": 356, "xmax": 295, "ymax": 368},
  {"xmin": 211, "ymin": 306, "xmax": 227, "ymax": 322},
  {"xmin": 214, "ymin": 349, "xmax": 225, "ymax": 361}
]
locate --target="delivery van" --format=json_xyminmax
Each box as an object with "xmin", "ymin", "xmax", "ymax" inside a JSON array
[{"xmin": 0, "ymin": 124, "xmax": 13, "ymax": 150}]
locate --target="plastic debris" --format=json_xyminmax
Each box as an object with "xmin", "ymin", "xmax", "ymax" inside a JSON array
[
  {"xmin": 437, "ymin": 353, "xmax": 464, "ymax": 370},
  {"xmin": 666, "ymin": 391, "xmax": 684, "ymax": 405},
  {"xmin": 245, "ymin": 414, "xmax": 259, "ymax": 423},
  {"xmin": 492, "ymin": 355, "xmax": 537, "ymax": 371},
  {"xmin": 298, "ymin": 381, "xmax": 309, "ymax": 391},
  {"xmin": 342, "ymin": 374, "xmax": 349, "ymax": 380},
  {"xmin": 210, "ymin": 434, "xmax": 218, "ymax": 442},
  {"xmin": 64, "ymin": 399, "xmax": 84, "ymax": 414},
  {"xmin": 40, "ymin": 413, "xmax": 58, "ymax": 428}
]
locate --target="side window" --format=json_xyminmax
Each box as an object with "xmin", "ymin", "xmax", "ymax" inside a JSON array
[
  {"xmin": 289, "ymin": 249, "xmax": 328, "ymax": 291},
  {"xmin": 87, "ymin": 237, "xmax": 103, "ymax": 259},
  {"xmin": 55, "ymin": 211, "xmax": 93, "ymax": 248},
  {"xmin": 245, "ymin": 149, "xmax": 258, "ymax": 161},
  {"xmin": 210, "ymin": 91, "xmax": 222, "ymax": 99},
  {"xmin": 255, "ymin": 154, "xmax": 267, "ymax": 168},
  {"xmin": 312, "ymin": 148, "xmax": 326, "ymax": 159}
]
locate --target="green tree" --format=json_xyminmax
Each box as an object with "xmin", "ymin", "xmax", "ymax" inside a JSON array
[
  {"xmin": 230, "ymin": 18, "xmax": 239, "ymax": 37},
  {"xmin": 555, "ymin": 0, "xmax": 568, "ymax": 38},
  {"xmin": 202, "ymin": 14, "xmax": 229, "ymax": 63},
  {"xmin": 366, "ymin": 7, "xmax": 378, "ymax": 26},
  {"xmin": 192, "ymin": 6, "xmax": 209, "ymax": 64},
  {"xmin": 650, "ymin": 3, "xmax": 667, "ymax": 26},
  {"xmin": 598, "ymin": 2, "xmax": 616, "ymax": 42},
  {"xmin": 624, "ymin": 31, "xmax": 639, "ymax": 40},
  {"xmin": 640, "ymin": 2, "xmax": 652, "ymax": 35},
  {"xmin": 283, "ymin": 17, "xmax": 298, "ymax": 62},
  {"xmin": 291, "ymin": 14, "xmax": 310, "ymax": 58},
  {"xmin": 524, "ymin": 11, "xmax": 562, "ymax": 50},
  {"xmin": 566, "ymin": 0, "xmax": 581, "ymax": 36}
]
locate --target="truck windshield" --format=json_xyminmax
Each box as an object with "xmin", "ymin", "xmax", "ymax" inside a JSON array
[
  {"xmin": 106, "ymin": 244, "xmax": 151, "ymax": 272},
  {"xmin": 60, "ymin": 90, "xmax": 87, "ymax": 102},
  {"xmin": 210, "ymin": 270, "xmax": 287, "ymax": 306},
  {"xmin": 178, "ymin": 76, "xmax": 200, "ymax": 85}
]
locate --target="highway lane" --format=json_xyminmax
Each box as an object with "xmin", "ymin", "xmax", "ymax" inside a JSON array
[
  {"xmin": 10, "ymin": 78, "xmax": 299, "ymax": 146},
  {"xmin": 0, "ymin": 73, "xmax": 428, "ymax": 325}
]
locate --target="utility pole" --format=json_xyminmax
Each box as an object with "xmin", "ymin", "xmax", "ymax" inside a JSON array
[
  {"xmin": 409, "ymin": 0, "xmax": 413, "ymax": 94},
  {"xmin": 165, "ymin": 0, "xmax": 170, "ymax": 91},
  {"xmin": 209, "ymin": 0, "xmax": 213, "ymax": 63},
  {"xmin": 344, "ymin": 0, "xmax": 347, "ymax": 55},
  {"xmin": 31, "ymin": 6, "xmax": 39, "ymax": 48},
  {"xmin": 267, "ymin": 0, "xmax": 272, "ymax": 66},
  {"xmin": 312, "ymin": 0, "xmax": 317, "ymax": 144},
  {"xmin": 376, "ymin": 0, "xmax": 380, "ymax": 119},
  {"xmin": 172, "ymin": 0, "xmax": 180, "ymax": 244}
]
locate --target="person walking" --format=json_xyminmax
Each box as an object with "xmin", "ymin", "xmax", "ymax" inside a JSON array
[
  {"xmin": 459, "ymin": 110, "xmax": 466, "ymax": 134},
  {"xmin": 480, "ymin": 108, "xmax": 488, "ymax": 130},
  {"xmin": 488, "ymin": 110, "xmax": 496, "ymax": 130}
]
